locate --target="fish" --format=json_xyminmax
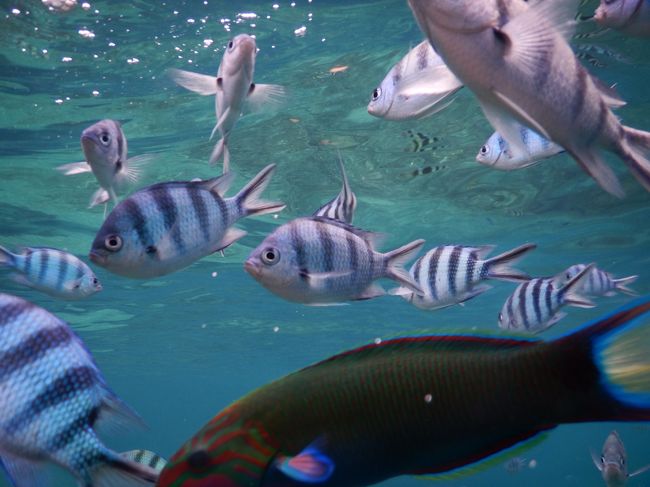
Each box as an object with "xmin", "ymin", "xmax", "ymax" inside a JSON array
[
  {"xmin": 121, "ymin": 450, "xmax": 168, "ymax": 474},
  {"xmin": 158, "ymin": 297, "xmax": 650, "ymax": 487},
  {"xmin": 476, "ymin": 125, "xmax": 565, "ymax": 170},
  {"xmin": 498, "ymin": 264, "xmax": 596, "ymax": 333},
  {"xmin": 89, "ymin": 164, "xmax": 285, "ymax": 279},
  {"xmin": 392, "ymin": 243, "xmax": 536, "ymax": 310},
  {"xmin": 244, "ymin": 216, "xmax": 424, "ymax": 305},
  {"xmin": 407, "ymin": 0, "xmax": 650, "ymax": 197},
  {"xmin": 56, "ymin": 119, "xmax": 152, "ymax": 211},
  {"xmin": 504, "ymin": 456, "xmax": 528, "ymax": 474},
  {"xmin": 168, "ymin": 34, "xmax": 285, "ymax": 173},
  {"xmin": 594, "ymin": 0, "xmax": 650, "ymax": 38},
  {"xmin": 0, "ymin": 246, "xmax": 101, "ymax": 300},
  {"xmin": 313, "ymin": 156, "xmax": 357, "ymax": 224},
  {"xmin": 563, "ymin": 264, "xmax": 638, "ymax": 297},
  {"xmin": 0, "ymin": 293, "xmax": 158, "ymax": 486},
  {"xmin": 591, "ymin": 431, "xmax": 650, "ymax": 486},
  {"xmin": 367, "ymin": 40, "xmax": 463, "ymax": 121}
]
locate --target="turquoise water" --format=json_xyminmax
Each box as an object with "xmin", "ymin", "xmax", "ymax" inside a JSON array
[{"xmin": 1, "ymin": 0, "xmax": 650, "ymax": 485}]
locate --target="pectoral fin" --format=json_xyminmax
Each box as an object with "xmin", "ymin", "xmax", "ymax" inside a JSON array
[
  {"xmin": 246, "ymin": 83, "xmax": 286, "ymax": 112},
  {"xmin": 590, "ymin": 448, "xmax": 603, "ymax": 472},
  {"xmin": 276, "ymin": 445, "xmax": 335, "ymax": 483},
  {"xmin": 214, "ymin": 228, "xmax": 247, "ymax": 253},
  {"xmin": 56, "ymin": 161, "xmax": 92, "ymax": 175},
  {"xmin": 167, "ymin": 68, "xmax": 218, "ymax": 95},
  {"xmin": 629, "ymin": 463, "xmax": 650, "ymax": 478}
]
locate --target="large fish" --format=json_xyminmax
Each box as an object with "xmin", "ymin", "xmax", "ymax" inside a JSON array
[
  {"xmin": 89, "ymin": 164, "xmax": 285, "ymax": 279},
  {"xmin": 591, "ymin": 431, "xmax": 650, "ymax": 486},
  {"xmin": 0, "ymin": 293, "xmax": 158, "ymax": 486},
  {"xmin": 594, "ymin": 0, "xmax": 650, "ymax": 38},
  {"xmin": 158, "ymin": 298, "xmax": 650, "ymax": 487},
  {"xmin": 407, "ymin": 0, "xmax": 650, "ymax": 197},
  {"xmin": 168, "ymin": 34, "xmax": 285, "ymax": 173},
  {"xmin": 313, "ymin": 156, "xmax": 357, "ymax": 224}
]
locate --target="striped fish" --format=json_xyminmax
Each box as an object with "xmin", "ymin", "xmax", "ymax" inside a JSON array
[
  {"xmin": 0, "ymin": 293, "xmax": 158, "ymax": 487},
  {"xmin": 498, "ymin": 264, "xmax": 596, "ymax": 334},
  {"xmin": 121, "ymin": 450, "xmax": 167, "ymax": 474},
  {"xmin": 563, "ymin": 263, "xmax": 638, "ymax": 297},
  {"xmin": 393, "ymin": 243, "xmax": 536, "ymax": 310},
  {"xmin": 159, "ymin": 298, "xmax": 650, "ymax": 487},
  {"xmin": 313, "ymin": 156, "xmax": 357, "ymax": 224},
  {"xmin": 0, "ymin": 246, "xmax": 101, "ymax": 300},
  {"xmin": 89, "ymin": 164, "xmax": 285, "ymax": 279},
  {"xmin": 245, "ymin": 216, "xmax": 424, "ymax": 305}
]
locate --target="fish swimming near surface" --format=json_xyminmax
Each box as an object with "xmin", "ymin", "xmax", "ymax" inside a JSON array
[
  {"xmin": 591, "ymin": 430, "xmax": 650, "ymax": 486},
  {"xmin": 0, "ymin": 246, "xmax": 101, "ymax": 300},
  {"xmin": 57, "ymin": 119, "xmax": 153, "ymax": 211},
  {"xmin": 476, "ymin": 125, "xmax": 565, "ymax": 170},
  {"xmin": 168, "ymin": 34, "xmax": 285, "ymax": 173},
  {"xmin": 392, "ymin": 243, "xmax": 536, "ymax": 310},
  {"xmin": 367, "ymin": 40, "xmax": 463, "ymax": 121},
  {"xmin": 245, "ymin": 216, "xmax": 424, "ymax": 305},
  {"xmin": 407, "ymin": 0, "xmax": 650, "ymax": 197},
  {"xmin": 0, "ymin": 293, "xmax": 158, "ymax": 487},
  {"xmin": 89, "ymin": 164, "xmax": 285, "ymax": 279},
  {"xmin": 121, "ymin": 450, "xmax": 168, "ymax": 474},
  {"xmin": 158, "ymin": 297, "xmax": 650, "ymax": 487},
  {"xmin": 594, "ymin": 0, "xmax": 650, "ymax": 38},
  {"xmin": 499, "ymin": 264, "xmax": 596, "ymax": 333},
  {"xmin": 563, "ymin": 264, "xmax": 638, "ymax": 297},
  {"xmin": 313, "ymin": 156, "xmax": 357, "ymax": 224}
]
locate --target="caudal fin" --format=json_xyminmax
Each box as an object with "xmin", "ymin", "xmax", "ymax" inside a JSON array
[
  {"xmin": 619, "ymin": 126, "xmax": 650, "ymax": 194},
  {"xmin": 209, "ymin": 137, "xmax": 231, "ymax": 173},
  {"xmin": 234, "ymin": 164, "xmax": 286, "ymax": 217},
  {"xmin": 0, "ymin": 245, "xmax": 15, "ymax": 267},
  {"xmin": 614, "ymin": 275, "xmax": 638, "ymax": 296},
  {"xmin": 383, "ymin": 239, "xmax": 425, "ymax": 293},
  {"xmin": 485, "ymin": 243, "xmax": 536, "ymax": 282},
  {"xmin": 568, "ymin": 147, "xmax": 624, "ymax": 198},
  {"xmin": 89, "ymin": 451, "xmax": 159, "ymax": 487}
]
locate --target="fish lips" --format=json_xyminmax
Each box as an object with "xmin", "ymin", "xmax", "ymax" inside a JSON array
[
  {"xmin": 88, "ymin": 250, "xmax": 108, "ymax": 267},
  {"xmin": 243, "ymin": 258, "xmax": 262, "ymax": 278}
]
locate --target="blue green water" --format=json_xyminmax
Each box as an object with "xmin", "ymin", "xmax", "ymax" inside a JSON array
[{"xmin": 1, "ymin": 0, "xmax": 650, "ymax": 485}]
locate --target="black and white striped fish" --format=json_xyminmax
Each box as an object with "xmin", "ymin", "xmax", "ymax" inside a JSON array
[
  {"xmin": 313, "ymin": 156, "xmax": 357, "ymax": 224},
  {"xmin": 245, "ymin": 216, "xmax": 424, "ymax": 305},
  {"xmin": 121, "ymin": 450, "xmax": 167, "ymax": 474},
  {"xmin": 0, "ymin": 293, "xmax": 158, "ymax": 487},
  {"xmin": 89, "ymin": 164, "xmax": 285, "ymax": 279},
  {"xmin": 563, "ymin": 263, "xmax": 638, "ymax": 297},
  {"xmin": 498, "ymin": 264, "xmax": 596, "ymax": 334},
  {"xmin": 392, "ymin": 243, "xmax": 536, "ymax": 310},
  {"xmin": 0, "ymin": 246, "xmax": 101, "ymax": 300}
]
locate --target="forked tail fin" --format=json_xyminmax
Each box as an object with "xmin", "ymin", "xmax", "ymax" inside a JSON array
[
  {"xmin": 485, "ymin": 243, "xmax": 536, "ymax": 282},
  {"xmin": 234, "ymin": 164, "xmax": 286, "ymax": 218},
  {"xmin": 614, "ymin": 275, "xmax": 638, "ymax": 296},
  {"xmin": 88, "ymin": 449, "xmax": 159, "ymax": 487},
  {"xmin": 620, "ymin": 126, "xmax": 650, "ymax": 194},
  {"xmin": 383, "ymin": 239, "xmax": 425, "ymax": 294}
]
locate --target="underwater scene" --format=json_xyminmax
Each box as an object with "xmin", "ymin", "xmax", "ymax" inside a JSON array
[{"xmin": 1, "ymin": 0, "xmax": 650, "ymax": 485}]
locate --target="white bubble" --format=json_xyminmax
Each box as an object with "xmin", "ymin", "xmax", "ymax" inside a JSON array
[
  {"xmin": 81, "ymin": 2, "xmax": 90, "ymax": 9},
  {"xmin": 126, "ymin": 57, "xmax": 140, "ymax": 64},
  {"xmin": 61, "ymin": 56, "xmax": 72, "ymax": 62},
  {"xmin": 424, "ymin": 394, "xmax": 433, "ymax": 403},
  {"xmin": 78, "ymin": 29, "xmax": 95, "ymax": 39},
  {"xmin": 528, "ymin": 459, "xmax": 537, "ymax": 469},
  {"xmin": 374, "ymin": 337, "xmax": 382, "ymax": 345},
  {"xmin": 11, "ymin": 8, "xmax": 20, "ymax": 15},
  {"xmin": 108, "ymin": 42, "xmax": 116, "ymax": 47},
  {"xmin": 273, "ymin": 326, "xmax": 280, "ymax": 333},
  {"xmin": 211, "ymin": 271, "xmax": 218, "ymax": 278},
  {"xmin": 54, "ymin": 98, "xmax": 63, "ymax": 104},
  {"xmin": 294, "ymin": 25, "xmax": 306, "ymax": 36},
  {"xmin": 187, "ymin": 18, "xmax": 195, "ymax": 23},
  {"xmin": 291, "ymin": 2, "xmax": 295, "ymax": 6},
  {"xmin": 203, "ymin": 38, "xmax": 213, "ymax": 47},
  {"xmin": 201, "ymin": 323, "xmax": 207, "ymax": 329},
  {"xmin": 272, "ymin": 3, "xmax": 279, "ymax": 9},
  {"xmin": 91, "ymin": 90, "xmax": 100, "ymax": 96}
]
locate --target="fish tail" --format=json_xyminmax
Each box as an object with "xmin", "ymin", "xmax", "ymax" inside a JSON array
[
  {"xmin": 619, "ymin": 126, "xmax": 650, "ymax": 193},
  {"xmin": 209, "ymin": 137, "xmax": 227, "ymax": 170},
  {"xmin": 383, "ymin": 239, "xmax": 425, "ymax": 293},
  {"xmin": 89, "ymin": 188, "xmax": 111, "ymax": 208},
  {"xmin": 234, "ymin": 164, "xmax": 286, "ymax": 217},
  {"xmin": 568, "ymin": 148, "xmax": 624, "ymax": 198},
  {"xmin": 485, "ymin": 243, "xmax": 536, "ymax": 282},
  {"xmin": 88, "ymin": 450, "xmax": 159, "ymax": 486},
  {"xmin": 561, "ymin": 262, "xmax": 596, "ymax": 308},
  {"xmin": 0, "ymin": 245, "xmax": 15, "ymax": 267},
  {"xmin": 613, "ymin": 275, "xmax": 639, "ymax": 296}
]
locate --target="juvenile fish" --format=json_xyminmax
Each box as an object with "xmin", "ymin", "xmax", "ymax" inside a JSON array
[
  {"xmin": 367, "ymin": 40, "xmax": 463, "ymax": 121},
  {"xmin": 313, "ymin": 156, "xmax": 357, "ymax": 224},
  {"xmin": 89, "ymin": 164, "xmax": 285, "ymax": 279},
  {"xmin": 0, "ymin": 246, "xmax": 101, "ymax": 300},
  {"xmin": 591, "ymin": 431, "xmax": 650, "ymax": 486},
  {"xmin": 0, "ymin": 293, "xmax": 158, "ymax": 486},
  {"xmin": 393, "ymin": 243, "xmax": 536, "ymax": 310},
  {"xmin": 408, "ymin": 0, "xmax": 650, "ymax": 197},
  {"xmin": 121, "ymin": 450, "xmax": 168, "ymax": 474},
  {"xmin": 168, "ymin": 34, "xmax": 285, "ymax": 172},
  {"xmin": 595, "ymin": 0, "xmax": 650, "ymax": 38},
  {"xmin": 57, "ymin": 119, "xmax": 152, "ymax": 210},
  {"xmin": 245, "ymin": 216, "xmax": 424, "ymax": 305},
  {"xmin": 563, "ymin": 263, "xmax": 638, "ymax": 297},
  {"xmin": 498, "ymin": 264, "xmax": 595, "ymax": 333}
]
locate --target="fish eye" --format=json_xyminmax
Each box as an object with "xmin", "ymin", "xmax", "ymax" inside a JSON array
[
  {"xmin": 227, "ymin": 40, "xmax": 234, "ymax": 49},
  {"xmin": 104, "ymin": 235, "xmax": 123, "ymax": 252},
  {"xmin": 99, "ymin": 132, "xmax": 111, "ymax": 145},
  {"xmin": 261, "ymin": 247, "xmax": 280, "ymax": 265},
  {"xmin": 371, "ymin": 87, "xmax": 381, "ymax": 101},
  {"xmin": 187, "ymin": 449, "xmax": 211, "ymax": 472},
  {"xmin": 92, "ymin": 277, "xmax": 99, "ymax": 285},
  {"xmin": 480, "ymin": 145, "xmax": 489, "ymax": 155},
  {"xmin": 498, "ymin": 312, "xmax": 503, "ymax": 322}
]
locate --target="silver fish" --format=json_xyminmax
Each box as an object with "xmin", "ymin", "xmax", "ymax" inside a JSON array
[
  {"xmin": 498, "ymin": 264, "xmax": 595, "ymax": 333},
  {"xmin": 244, "ymin": 217, "xmax": 424, "ymax": 305},
  {"xmin": 477, "ymin": 125, "xmax": 565, "ymax": 170},
  {"xmin": 367, "ymin": 40, "xmax": 463, "ymax": 121},
  {"xmin": 595, "ymin": 0, "xmax": 650, "ymax": 38},
  {"xmin": 591, "ymin": 431, "xmax": 650, "ymax": 487},
  {"xmin": 563, "ymin": 264, "xmax": 638, "ymax": 297},
  {"xmin": 168, "ymin": 34, "xmax": 285, "ymax": 173},
  {"xmin": 89, "ymin": 164, "xmax": 285, "ymax": 279},
  {"xmin": 0, "ymin": 246, "xmax": 101, "ymax": 300},
  {"xmin": 0, "ymin": 293, "xmax": 158, "ymax": 486},
  {"xmin": 313, "ymin": 156, "xmax": 357, "ymax": 224},
  {"xmin": 407, "ymin": 0, "xmax": 650, "ymax": 197},
  {"xmin": 57, "ymin": 119, "xmax": 152, "ymax": 210},
  {"xmin": 393, "ymin": 243, "xmax": 535, "ymax": 310},
  {"xmin": 120, "ymin": 450, "xmax": 167, "ymax": 474}
]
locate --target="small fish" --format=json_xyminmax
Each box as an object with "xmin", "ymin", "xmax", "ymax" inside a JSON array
[
  {"xmin": 504, "ymin": 456, "xmax": 528, "ymax": 474},
  {"xmin": 0, "ymin": 246, "xmax": 101, "ymax": 300},
  {"xmin": 591, "ymin": 431, "xmax": 650, "ymax": 487},
  {"xmin": 392, "ymin": 243, "xmax": 536, "ymax": 310},
  {"xmin": 594, "ymin": 0, "xmax": 650, "ymax": 38},
  {"xmin": 121, "ymin": 450, "xmax": 168, "ymax": 474},
  {"xmin": 57, "ymin": 119, "xmax": 152, "ymax": 210},
  {"xmin": 0, "ymin": 293, "xmax": 158, "ymax": 486},
  {"xmin": 168, "ymin": 34, "xmax": 285, "ymax": 173},
  {"xmin": 476, "ymin": 125, "xmax": 565, "ymax": 170},
  {"xmin": 498, "ymin": 264, "xmax": 596, "ymax": 333},
  {"xmin": 245, "ymin": 216, "xmax": 424, "ymax": 305},
  {"xmin": 313, "ymin": 156, "xmax": 357, "ymax": 224},
  {"xmin": 89, "ymin": 164, "xmax": 285, "ymax": 279},
  {"xmin": 563, "ymin": 264, "xmax": 638, "ymax": 297},
  {"xmin": 367, "ymin": 40, "xmax": 463, "ymax": 121}
]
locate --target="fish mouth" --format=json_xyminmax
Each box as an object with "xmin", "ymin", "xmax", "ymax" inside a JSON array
[
  {"xmin": 244, "ymin": 259, "xmax": 261, "ymax": 277},
  {"xmin": 88, "ymin": 251, "xmax": 107, "ymax": 267}
]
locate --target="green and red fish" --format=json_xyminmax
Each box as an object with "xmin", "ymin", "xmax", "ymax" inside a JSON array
[{"xmin": 158, "ymin": 298, "xmax": 650, "ymax": 486}]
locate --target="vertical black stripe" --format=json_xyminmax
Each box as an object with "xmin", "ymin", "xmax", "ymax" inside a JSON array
[
  {"xmin": 37, "ymin": 250, "xmax": 49, "ymax": 284},
  {"xmin": 291, "ymin": 221, "xmax": 308, "ymax": 281},
  {"xmin": 571, "ymin": 60, "xmax": 588, "ymax": 121},
  {"xmin": 448, "ymin": 246, "xmax": 462, "ymax": 297},
  {"xmin": 346, "ymin": 231, "xmax": 358, "ymax": 282},
  {"xmin": 188, "ymin": 188, "xmax": 211, "ymax": 243},
  {"xmin": 428, "ymin": 247, "xmax": 443, "ymax": 300},
  {"xmin": 412, "ymin": 257, "xmax": 422, "ymax": 287},
  {"xmin": 123, "ymin": 198, "xmax": 149, "ymax": 249},
  {"xmin": 24, "ymin": 250, "xmax": 32, "ymax": 276},
  {"xmin": 0, "ymin": 299, "xmax": 31, "ymax": 327},
  {"xmin": 317, "ymin": 222, "xmax": 334, "ymax": 272},
  {"xmin": 152, "ymin": 187, "xmax": 184, "ymax": 255},
  {"xmin": 517, "ymin": 281, "xmax": 530, "ymax": 330},
  {"xmin": 208, "ymin": 191, "xmax": 229, "ymax": 231},
  {"xmin": 47, "ymin": 406, "xmax": 100, "ymax": 453},
  {"xmin": 135, "ymin": 450, "xmax": 145, "ymax": 463},
  {"xmin": 55, "ymin": 253, "xmax": 70, "ymax": 291},
  {"xmin": 149, "ymin": 454, "xmax": 162, "ymax": 468},
  {"xmin": 545, "ymin": 279, "xmax": 554, "ymax": 317},
  {"xmin": 466, "ymin": 250, "xmax": 477, "ymax": 289},
  {"xmin": 531, "ymin": 278, "xmax": 543, "ymax": 326}
]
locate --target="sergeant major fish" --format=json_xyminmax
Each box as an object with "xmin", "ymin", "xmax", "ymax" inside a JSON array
[
  {"xmin": 313, "ymin": 156, "xmax": 357, "ymax": 224},
  {"xmin": 0, "ymin": 293, "xmax": 158, "ymax": 486},
  {"xmin": 89, "ymin": 164, "xmax": 285, "ymax": 279},
  {"xmin": 591, "ymin": 431, "xmax": 650, "ymax": 487},
  {"xmin": 121, "ymin": 450, "xmax": 168, "ymax": 474},
  {"xmin": 0, "ymin": 246, "xmax": 101, "ymax": 300},
  {"xmin": 595, "ymin": 0, "xmax": 650, "ymax": 38},
  {"xmin": 168, "ymin": 34, "xmax": 285, "ymax": 173},
  {"xmin": 563, "ymin": 263, "xmax": 638, "ymax": 297}
]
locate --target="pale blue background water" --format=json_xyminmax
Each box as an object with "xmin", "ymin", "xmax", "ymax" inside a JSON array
[{"xmin": 1, "ymin": 0, "xmax": 649, "ymax": 485}]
